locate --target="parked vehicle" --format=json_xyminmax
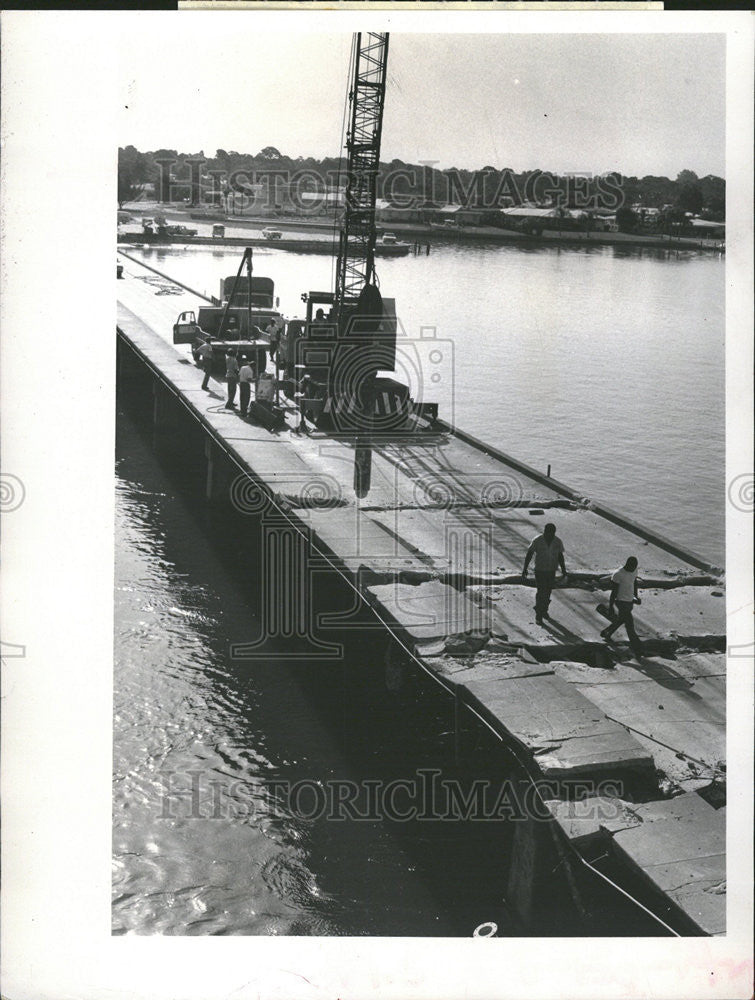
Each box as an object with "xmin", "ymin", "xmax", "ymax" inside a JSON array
[
  {"xmin": 160, "ymin": 223, "xmax": 198, "ymax": 237},
  {"xmin": 172, "ymin": 264, "xmax": 284, "ymax": 373}
]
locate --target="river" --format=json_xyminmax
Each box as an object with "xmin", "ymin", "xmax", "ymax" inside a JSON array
[
  {"xmin": 125, "ymin": 238, "xmax": 725, "ymax": 564},
  {"xmin": 114, "ymin": 240, "xmax": 724, "ymax": 935},
  {"xmin": 114, "ymin": 406, "xmax": 529, "ymax": 936}
]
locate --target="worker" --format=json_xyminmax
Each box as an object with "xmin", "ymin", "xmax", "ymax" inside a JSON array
[
  {"xmin": 600, "ymin": 556, "xmax": 642, "ymax": 654},
  {"xmin": 238, "ymin": 356, "xmax": 255, "ymax": 417},
  {"xmin": 266, "ymin": 318, "xmax": 281, "ymax": 363},
  {"xmin": 310, "ymin": 307, "xmax": 328, "ymax": 339},
  {"xmin": 225, "ymin": 349, "xmax": 239, "ymax": 409},
  {"xmin": 522, "ymin": 522, "xmax": 567, "ymax": 625},
  {"xmin": 197, "ymin": 336, "xmax": 214, "ymax": 391}
]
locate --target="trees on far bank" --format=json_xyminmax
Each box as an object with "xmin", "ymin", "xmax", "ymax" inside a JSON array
[
  {"xmin": 616, "ymin": 206, "xmax": 638, "ymax": 233},
  {"xmin": 117, "ymin": 145, "xmax": 149, "ymax": 208},
  {"xmin": 676, "ymin": 181, "xmax": 704, "ymax": 216},
  {"xmin": 116, "ymin": 145, "xmax": 726, "ymax": 221}
]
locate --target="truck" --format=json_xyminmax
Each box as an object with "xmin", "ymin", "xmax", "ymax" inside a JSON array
[
  {"xmin": 142, "ymin": 220, "xmax": 198, "ymax": 238},
  {"xmin": 172, "ymin": 265, "xmax": 284, "ymax": 374}
]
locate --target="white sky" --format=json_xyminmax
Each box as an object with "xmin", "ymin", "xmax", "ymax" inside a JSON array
[{"xmin": 119, "ymin": 28, "xmax": 725, "ymax": 178}]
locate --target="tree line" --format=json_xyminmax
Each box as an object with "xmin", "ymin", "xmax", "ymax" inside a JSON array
[{"xmin": 118, "ymin": 145, "xmax": 725, "ymax": 222}]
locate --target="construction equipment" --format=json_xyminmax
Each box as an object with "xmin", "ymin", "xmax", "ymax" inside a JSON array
[
  {"xmin": 172, "ymin": 247, "xmax": 282, "ymax": 374},
  {"xmin": 297, "ymin": 33, "xmax": 410, "ymax": 496}
]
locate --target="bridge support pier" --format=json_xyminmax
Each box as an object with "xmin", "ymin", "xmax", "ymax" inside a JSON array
[{"xmin": 205, "ymin": 438, "xmax": 216, "ymax": 501}]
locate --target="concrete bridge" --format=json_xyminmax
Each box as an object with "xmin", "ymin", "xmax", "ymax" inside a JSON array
[{"xmin": 117, "ymin": 250, "xmax": 726, "ymax": 935}]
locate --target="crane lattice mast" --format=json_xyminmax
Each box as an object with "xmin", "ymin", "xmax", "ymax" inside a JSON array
[{"xmin": 334, "ymin": 32, "xmax": 390, "ymax": 322}]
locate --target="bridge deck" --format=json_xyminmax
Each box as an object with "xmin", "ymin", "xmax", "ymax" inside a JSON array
[{"xmin": 117, "ymin": 252, "xmax": 727, "ymax": 934}]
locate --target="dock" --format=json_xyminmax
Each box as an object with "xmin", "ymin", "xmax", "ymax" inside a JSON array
[
  {"xmin": 117, "ymin": 232, "xmax": 411, "ymax": 256},
  {"xmin": 116, "ymin": 250, "xmax": 727, "ymax": 935}
]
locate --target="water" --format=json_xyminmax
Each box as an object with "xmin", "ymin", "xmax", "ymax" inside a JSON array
[
  {"xmin": 113, "ymin": 408, "xmax": 526, "ymax": 936},
  {"xmin": 115, "ymin": 240, "xmax": 724, "ymax": 936},
  {"xmin": 127, "ymin": 240, "xmax": 725, "ymax": 564}
]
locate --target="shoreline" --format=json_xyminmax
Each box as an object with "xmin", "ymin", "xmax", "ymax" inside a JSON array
[{"xmin": 121, "ymin": 202, "xmax": 725, "ymax": 255}]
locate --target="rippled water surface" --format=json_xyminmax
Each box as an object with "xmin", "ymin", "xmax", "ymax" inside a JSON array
[
  {"xmin": 115, "ymin": 239, "xmax": 725, "ymax": 935},
  {"xmin": 114, "ymin": 411, "xmax": 528, "ymax": 936}
]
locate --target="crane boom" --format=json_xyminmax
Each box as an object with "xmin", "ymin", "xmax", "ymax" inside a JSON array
[
  {"xmin": 334, "ymin": 32, "xmax": 390, "ymax": 321},
  {"xmin": 297, "ymin": 32, "xmax": 394, "ymax": 497}
]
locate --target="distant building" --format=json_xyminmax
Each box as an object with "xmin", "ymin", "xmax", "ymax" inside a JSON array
[
  {"xmin": 300, "ymin": 189, "xmax": 345, "ymax": 211},
  {"xmin": 501, "ymin": 206, "xmax": 566, "ymax": 234},
  {"xmin": 376, "ymin": 198, "xmax": 423, "ymax": 224},
  {"xmin": 688, "ymin": 219, "xmax": 726, "ymax": 239}
]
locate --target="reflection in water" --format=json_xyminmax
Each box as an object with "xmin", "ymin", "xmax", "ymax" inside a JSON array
[{"xmin": 114, "ymin": 405, "xmax": 525, "ymax": 936}]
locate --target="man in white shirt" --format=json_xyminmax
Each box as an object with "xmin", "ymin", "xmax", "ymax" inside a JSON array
[
  {"xmin": 238, "ymin": 357, "xmax": 255, "ymax": 417},
  {"xmin": 224, "ymin": 349, "xmax": 239, "ymax": 409},
  {"xmin": 197, "ymin": 337, "xmax": 214, "ymax": 391},
  {"xmin": 522, "ymin": 522, "xmax": 567, "ymax": 625},
  {"xmin": 601, "ymin": 556, "xmax": 642, "ymax": 653}
]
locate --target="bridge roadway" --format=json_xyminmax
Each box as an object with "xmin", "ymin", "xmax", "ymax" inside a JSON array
[{"xmin": 116, "ymin": 251, "xmax": 727, "ymax": 935}]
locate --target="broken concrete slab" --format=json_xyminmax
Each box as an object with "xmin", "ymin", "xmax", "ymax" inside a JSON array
[
  {"xmin": 631, "ymin": 722, "xmax": 725, "ymax": 789},
  {"xmin": 377, "ymin": 437, "xmax": 568, "ymax": 507},
  {"xmin": 534, "ymin": 732, "xmax": 656, "ymax": 779},
  {"xmin": 545, "ymin": 795, "xmax": 642, "ymax": 846},
  {"xmin": 430, "ymin": 652, "xmax": 555, "ymax": 685},
  {"xmin": 568, "ymin": 660, "xmax": 725, "ymax": 790},
  {"xmin": 457, "ymin": 672, "xmax": 654, "ymax": 779},
  {"xmin": 610, "ymin": 792, "xmax": 725, "ymax": 934},
  {"xmin": 616, "ymin": 587, "xmax": 726, "ymax": 641},
  {"xmin": 305, "ymin": 507, "xmax": 443, "ymax": 575},
  {"xmin": 365, "ymin": 580, "xmax": 489, "ymax": 641},
  {"xmin": 366, "ymin": 506, "xmax": 711, "ymax": 581},
  {"xmin": 551, "ymin": 652, "xmax": 726, "ymax": 688},
  {"xmin": 479, "ymin": 585, "xmax": 725, "ymax": 650}
]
